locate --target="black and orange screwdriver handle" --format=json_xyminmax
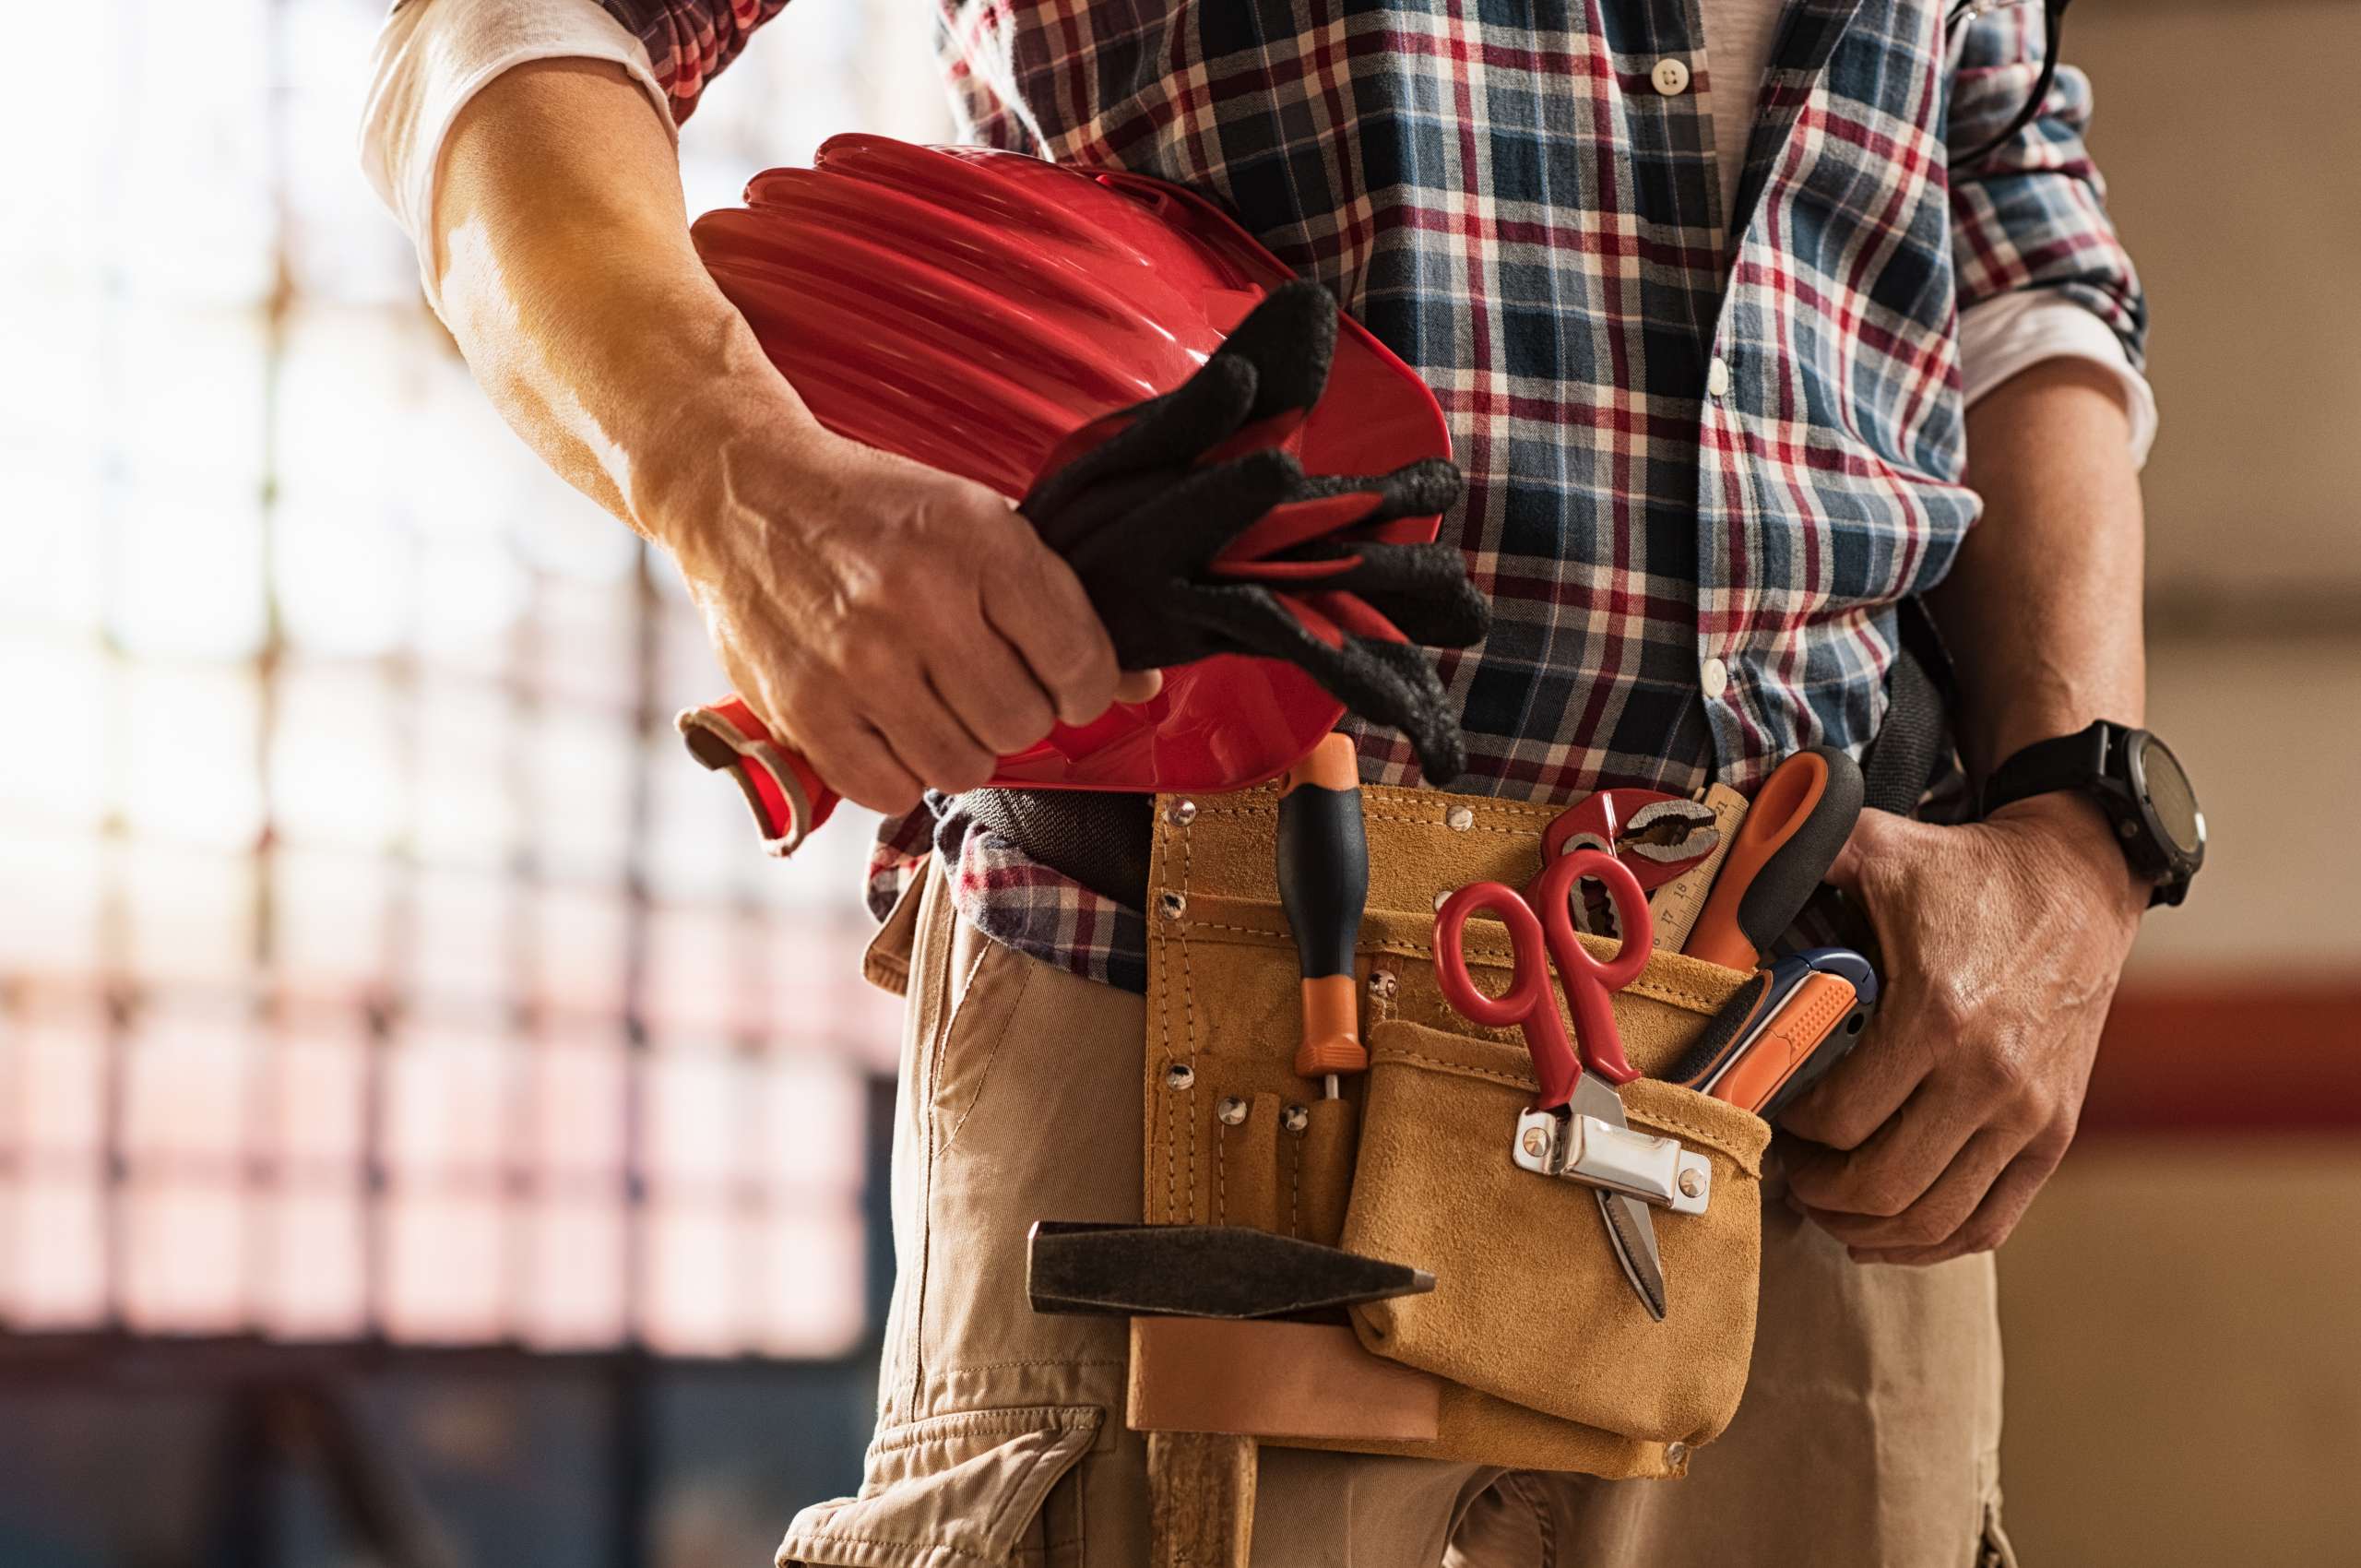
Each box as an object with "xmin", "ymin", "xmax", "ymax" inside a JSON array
[
  {"xmin": 1276, "ymin": 733, "xmax": 1369, "ymax": 1089},
  {"xmin": 1685, "ymin": 746, "xmax": 1864, "ymax": 971}
]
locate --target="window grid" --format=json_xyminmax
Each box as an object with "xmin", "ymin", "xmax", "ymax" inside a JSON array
[{"xmin": 0, "ymin": 0, "xmax": 938, "ymax": 1358}]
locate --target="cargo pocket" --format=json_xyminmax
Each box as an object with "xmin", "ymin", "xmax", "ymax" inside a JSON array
[{"xmin": 778, "ymin": 1405, "xmax": 1101, "ymax": 1568}]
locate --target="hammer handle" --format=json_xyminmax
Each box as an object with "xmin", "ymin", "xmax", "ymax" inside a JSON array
[{"xmin": 1148, "ymin": 1431, "xmax": 1258, "ymax": 1568}]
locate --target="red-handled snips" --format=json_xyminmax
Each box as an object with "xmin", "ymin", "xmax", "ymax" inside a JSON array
[{"xmin": 1433, "ymin": 850, "xmax": 1653, "ymax": 1111}]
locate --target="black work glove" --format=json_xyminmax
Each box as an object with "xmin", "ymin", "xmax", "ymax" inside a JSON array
[{"xmin": 1020, "ymin": 281, "xmax": 1490, "ymax": 782}]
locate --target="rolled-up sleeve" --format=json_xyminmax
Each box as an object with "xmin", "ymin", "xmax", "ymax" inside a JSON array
[
  {"xmin": 361, "ymin": 0, "xmax": 674, "ymax": 307},
  {"xmin": 360, "ymin": 0, "xmax": 787, "ymax": 311},
  {"xmin": 1946, "ymin": 4, "xmax": 2148, "ymax": 373}
]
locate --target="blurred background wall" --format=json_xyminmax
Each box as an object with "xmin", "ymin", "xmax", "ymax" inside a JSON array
[{"xmin": 0, "ymin": 1, "xmax": 2353, "ymax": 1565}]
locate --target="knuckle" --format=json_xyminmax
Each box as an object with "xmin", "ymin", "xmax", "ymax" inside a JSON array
[
  {"xmin": 835, "ymin": 631, "xmax": 905, "ymax": 693},
  {"xmin": 979, "ymin": 695, "xmax": 1056, "ymax": 754},
  {"xmin": 1921, "ymin": 986, "xmax": 1976, "ymax": 1044},
  {"xmin": 1890, "ymin": 1207, "xmax": 1950, "ymax": 1248},
  {"xmin": 1804, "ymin": 1110, "xmax": 1874, "ymax": 1153},
  {"xmin": 1854, "ymin": 1171, "xmax": 1914, "ymax": 1219},
  {"xmin": 1957, "ymin": 1223, "xmax": 2008, "ymax": 1257},
  {"xmin": 1977, "ymin": 1046, "xmax": 2034, "ymax": 1099}
]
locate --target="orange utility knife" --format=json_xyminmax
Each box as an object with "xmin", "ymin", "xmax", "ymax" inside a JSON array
[{"xmin": 1679, "ymin": 950, "xmax": 1879, "ymax": 1121}]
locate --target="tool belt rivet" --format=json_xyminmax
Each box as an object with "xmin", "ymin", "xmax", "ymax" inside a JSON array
[
  {"xmin": 1281, "ymin": 1104, "xmax": 1310, "ymax": 1134},
  {"xmin": 1165, "ymin": 1063, "xmax": 1195, "ymax": 1090},
  {"xmin": 1367, "ymin": 970, "xmax": 1398, "ymax": 1003},
  {"xmin": 1166, "ymin": 799, "xmax": 1198, "ymax": 826},
  {"xmin": 1445, "ymin": 804, "xmax": 1475, "ymax": 831},
  {"xmin": 1157, "ymin": 890, "xmax": 1188, "ymax": 919},
  {"xmin": 1216, "ymin": 1096, "xmax": 1249, "ymax": 1126}
]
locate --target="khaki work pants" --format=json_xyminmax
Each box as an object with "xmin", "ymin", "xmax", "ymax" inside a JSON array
[{"xmin": 778, "ymin": 862, "xmax": 2016, "ymax": 1568}]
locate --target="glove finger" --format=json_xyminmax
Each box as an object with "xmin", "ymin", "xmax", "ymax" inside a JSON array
[
  {"xmin": 1307, "ymin": 543, "xmax": 1491, "ymax": 648},
  {"xmin": 1296, "ymin": 457, "xmax": 1465, "ymax": 529},
  {"xmin": 1023, "ymin": 352, "xmax": 1259, "ymax": 521},
  {"xmin": 1063, "ymin": 448, "xmax": 1307, "ymax": 584},
  {"xmin": 1159, "ymin": 586, "xmax": 1470, "ymax": 782},
  {"xmin": 1205, "ymin": 279, "xmax": 1339, "ymax": 421},
  {"xmin": 1213, "ymin": 490, "xmax": 1387, "ymax": 566}
]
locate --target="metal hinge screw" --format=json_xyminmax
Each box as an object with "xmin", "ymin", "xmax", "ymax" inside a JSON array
[
  {"xmin": 1521, "ymin": 1126, "xmax": 1551, "ymax": 1160},
  {"xmin": 1165, "ymin": 1063, "xmax": 1195, "ymax": 1090},
  {"xmin": 1679, "ymin": 1168, "xmax": 1705, "ymax": 1199}
]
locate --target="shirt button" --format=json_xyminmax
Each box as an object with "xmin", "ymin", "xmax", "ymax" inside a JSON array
[
  {"xmin": 1651, "ymin": 57, "xmax": 1691, "ymax": 96},
  {"xmin": 1707, "ymin": 356, "xmax": 1732, "ymax": 398},
  {"xmin": 1701, "ymin": 657, "xmax": 1730, "ymax": 699}
]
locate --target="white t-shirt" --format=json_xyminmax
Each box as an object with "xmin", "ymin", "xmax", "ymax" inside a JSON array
[
  {"xmin": 360, "ymin": 0, "xmax": 2154, "ymax": 463},
  {"xmin": 1698, "ymin": 0, "xmax": 1787, "ymax": 220}
]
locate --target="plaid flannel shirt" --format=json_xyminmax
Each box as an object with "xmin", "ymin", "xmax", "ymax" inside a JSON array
[{"xmin": 600, "ymin": 0, "xmax": 2145, "ymax": 992}]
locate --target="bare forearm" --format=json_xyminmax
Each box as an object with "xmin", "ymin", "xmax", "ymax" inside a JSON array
[
  {"xmin": 1932, "ymin": 358, "xmax": 2147, "ymax": 784},
  {"xmin": 431, "ymin": 57, "xmax": 818, "ymax": 542}
]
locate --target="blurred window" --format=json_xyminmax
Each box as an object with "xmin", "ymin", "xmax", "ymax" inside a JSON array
[{"xmin": 0, "ymin": 0, "xmax": 938, "ymax": 1357}]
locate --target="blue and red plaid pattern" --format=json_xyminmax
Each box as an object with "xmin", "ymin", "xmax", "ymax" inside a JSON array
[
  {"xmin": 594, "ymin": 0, "xmax": 786, "ymax": 116},
  {"xmin": 614, "ymin": 0, "xmax": 2144, "ymax": 990}
]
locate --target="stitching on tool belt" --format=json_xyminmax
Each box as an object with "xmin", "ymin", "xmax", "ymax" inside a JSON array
[
  {"xmin": 1165, "ymin": 906, "xmax": 1741, "ymax": 1014},
  {"xmin": 1180, "ymin": 812, "xmax": 1199, "ymax": 1223},
  {"xmin": 1215, "ymin": 1110, "xmax": 1227, "ymax": 1223},
  {"xmin": 1288, "ymin": 1131, "xmax": 1301, "ymax": 1237},
  {"xmin": 1156, "ymin": 823, "xmax": 1179, "ymax": 1226},
  {"xmin": 1370, "ymin": 1047, "xmax": 1762, "ymax": 1164}
]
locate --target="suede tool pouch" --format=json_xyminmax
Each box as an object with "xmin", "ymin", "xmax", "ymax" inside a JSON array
[
  {"xmin": 1145, "ymin": 780, "xmax": 1775, "ymax": 1477},
  {"xmin": 1343, "ymin": 1011, "xmax": 1771, "ymax": 1448}
]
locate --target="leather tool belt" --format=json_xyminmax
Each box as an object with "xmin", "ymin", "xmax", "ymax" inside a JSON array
[{"xmin": 1143, "ymin": 781, "xmax": 1772, "ymax": 1479}]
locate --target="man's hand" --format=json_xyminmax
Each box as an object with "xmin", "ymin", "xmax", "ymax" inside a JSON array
[
  {"xmin": 1777, "ymin": 792, "xmax": 2147, "ymax": 1265},
  {"xmin": 419, "ymin": 62, "xmax": 1151, "ymax": 818},
  {"xmin": 664, "ymin": 417, "xmax": 1157, "ymax": 816}
]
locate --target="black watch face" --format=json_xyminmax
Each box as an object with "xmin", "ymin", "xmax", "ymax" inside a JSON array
[{"xmin": 2134, "ymin": 735, "xmax": 2204, "ymax": 858}]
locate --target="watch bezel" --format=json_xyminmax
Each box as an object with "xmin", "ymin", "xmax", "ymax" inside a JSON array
[{"xmin": 2121, "ymin": 728, "xmax": 2206, "ymax": 891}]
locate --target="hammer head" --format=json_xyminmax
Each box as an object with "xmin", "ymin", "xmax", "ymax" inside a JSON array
[{"xmin": 1026, "ymin": 1222, "xmax": 1435, "ymax": 1320}]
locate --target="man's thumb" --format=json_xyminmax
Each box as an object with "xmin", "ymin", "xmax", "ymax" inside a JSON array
[{"xmin": 1822, "ymin": 806, "xmax": 1912, "ymax": 897}]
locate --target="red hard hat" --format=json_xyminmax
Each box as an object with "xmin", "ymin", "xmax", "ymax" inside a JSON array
[{"xmin": 682, "ymin": 136, "xmax": 1451, "ymax": 848}]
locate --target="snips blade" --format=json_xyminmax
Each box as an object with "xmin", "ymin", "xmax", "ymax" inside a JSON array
[{"xmin": 1570, "ymin": 1075, "xmax": 1668, "ymax": 1322}]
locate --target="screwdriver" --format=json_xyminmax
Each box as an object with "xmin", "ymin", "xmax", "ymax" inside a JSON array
[{"xmin": 1276, "ymin": 733, "xmax": 1369, "ymax": 1098}]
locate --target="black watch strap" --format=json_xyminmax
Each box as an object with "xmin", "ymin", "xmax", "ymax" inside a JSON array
[
  {"xmin": 1979, "ymin": 724, "xmax": 2119, "ymax": 815},
  {"xmin": 1981, "ymin": 720, "xmax": 2202, "ymax": 908}
]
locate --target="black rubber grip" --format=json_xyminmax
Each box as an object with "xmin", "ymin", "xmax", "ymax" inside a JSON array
[
  {"xmin": 1736, "ymin": 745, "xmax": 1864, "ymax": 957},
  {"xmin": 1664, "ymin": 971, "xmax": 1773, "ymax": 1088},
  {"xmin": 1275, "ymin": 783, "xmax": 1368, "ymax": 980}
]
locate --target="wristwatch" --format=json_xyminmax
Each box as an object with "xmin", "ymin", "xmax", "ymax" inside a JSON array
[{"xmin": 1979, "ymin": 721, "xmax": 2205, "ymax": 907}]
